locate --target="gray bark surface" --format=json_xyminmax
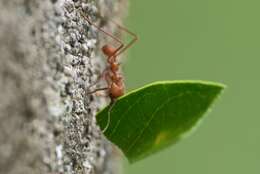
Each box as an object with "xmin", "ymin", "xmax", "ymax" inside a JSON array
[{"xmin": 0, "ymin": 0, "xmax": 126, "ymax": 173}]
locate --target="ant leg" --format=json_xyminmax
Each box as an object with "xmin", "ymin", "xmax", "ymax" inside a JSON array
[
  {"xmin": 88, "ymin": 67, "xmax": 109, "ymax": 90},
  {"xmin": 112, "ymin": 21, "xmax": 138, "ymax": 57},
  {"xmin": 80, "ymin": 11, "xmax": 124, "ymax": 57},
  {"xmin": 104, "ymin": 21, "xmax": 139, "ymax": 61},
  {"xmin": 87, "ymin": 71, "xmax": 110, "ymax": 95},
  {"xmin": 86, "ymin": 87, "xmax": 109, "ymax": 95},
  {"xmin": 93, "ymin": 12, "xmax": 138, "ymax": 57},
  {"xmin": 81, "ymin": 11, "xmax": 138, "ymax": 59}
]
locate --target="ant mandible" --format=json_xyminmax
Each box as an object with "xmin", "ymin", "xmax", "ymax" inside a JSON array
[{"xmin": 80, "ymin": 12, "xmax": 138, "ymax": 132}]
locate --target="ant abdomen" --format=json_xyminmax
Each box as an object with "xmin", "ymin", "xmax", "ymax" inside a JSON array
[{"xmin": 110, "ymin": 82, "xmax": 124, "ymax": 98}]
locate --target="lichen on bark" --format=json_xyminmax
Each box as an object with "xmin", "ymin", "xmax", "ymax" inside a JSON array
[{"xmin": 0, "ymin": 0, "xmax": 126, "ymax": 174}]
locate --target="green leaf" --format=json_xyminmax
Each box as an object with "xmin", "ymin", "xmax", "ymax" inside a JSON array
[{"xmin": 96, "ymin": 81, "xmax": 225, "ymax": 163}]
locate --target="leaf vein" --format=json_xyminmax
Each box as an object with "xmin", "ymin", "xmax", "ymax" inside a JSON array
[
  {"xmin": 126, "ymin": 92, "xmax": 189, "ymax": 154},
  {"xmin": 109, "ymin": 93, "xmax": 147, "ymax": 138}
]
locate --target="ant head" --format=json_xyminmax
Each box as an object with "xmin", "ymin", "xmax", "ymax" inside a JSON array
[{"xmin": 102, "ymin": 45, "xmax": 116, "ymax": 57}]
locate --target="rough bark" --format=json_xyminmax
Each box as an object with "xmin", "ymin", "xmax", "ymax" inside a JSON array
[{"xmin": 0, "ymin": 0, "xmax": 126, "ymax": 174}]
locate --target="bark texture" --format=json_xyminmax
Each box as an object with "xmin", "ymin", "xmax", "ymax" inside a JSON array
[{"xmin": 0, "ymin": 0, "xmax": 126, "ymax": 174}]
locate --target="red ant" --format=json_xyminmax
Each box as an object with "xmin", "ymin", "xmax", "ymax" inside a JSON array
[{"xmin": 81, "ymin": 12, "xmax": 138, "ymax": 132}]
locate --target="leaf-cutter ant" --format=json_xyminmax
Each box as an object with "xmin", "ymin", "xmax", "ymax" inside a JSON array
[{"xmin": 81, "ymin": 11, "xmax": 138, "ymax": 132}]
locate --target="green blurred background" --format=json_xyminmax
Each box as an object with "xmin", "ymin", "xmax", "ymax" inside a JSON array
[{"xmin": 122, "ymin": 0, "xmax": 260, "ymax": 174}]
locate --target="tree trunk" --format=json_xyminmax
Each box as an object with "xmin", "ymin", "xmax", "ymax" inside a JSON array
[{"xmin": 0, "ymin": 0, "xmax": 126, "ymax": 173}]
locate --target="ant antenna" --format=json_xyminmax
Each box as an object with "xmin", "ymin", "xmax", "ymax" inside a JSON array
[{"xmin": 110, "ymin": 20, "xmax": 138, "ymax": 57}]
